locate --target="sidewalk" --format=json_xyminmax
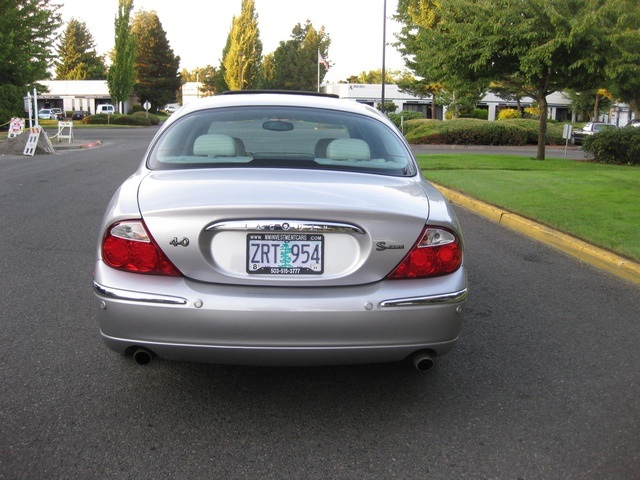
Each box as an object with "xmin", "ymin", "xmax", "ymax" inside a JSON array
[{"xmin": 435, "ymin": 183, "xmax": 640, "ymax": 286}]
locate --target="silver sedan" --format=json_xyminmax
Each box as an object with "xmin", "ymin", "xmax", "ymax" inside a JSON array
[{"xmin": 93, "ymin": 92, "xmax": 468, "ymax": 370}]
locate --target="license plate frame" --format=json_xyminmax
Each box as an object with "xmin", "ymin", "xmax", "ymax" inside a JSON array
[{"xmin": 246, "ymin": 233, "xmax": 324, "ymax": 275}]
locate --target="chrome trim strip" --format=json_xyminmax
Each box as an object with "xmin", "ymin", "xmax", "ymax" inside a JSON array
[
  {"xmin": 93, "ymin": 282, "xmax": 188, "ymax": 306},
  {"xmin": 206, "ymin": 220, "xmax": 365, "ymax": 235},
  {"xmin": 380, "ymin": 288, "xmax": 468, "ymax": 308}
]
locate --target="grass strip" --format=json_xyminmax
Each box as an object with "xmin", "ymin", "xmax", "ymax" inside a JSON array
[{"xmin": 417, "ymin": 154, "xmax": 640, "ymax": 262}]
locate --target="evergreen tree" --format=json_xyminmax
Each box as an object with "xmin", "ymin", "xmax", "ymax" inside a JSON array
[
  {"xmin": 107, "ymin": 0, "xmax": 136, "ymax": 113},
  {"xmin": 0, "ymin": 0, "xmax": 61, "ymax": 122},
  {"xmin": 197, "ymin": 66, "xmax": 218, "ymax": 97},
  {"xmin": 223, "ymin": 0, "xmax": 262, "ymax": 90},
  {"xmin": 131, "ymin": 10, "xmax": 181, "ymax": 109},
  {"xmin": 0, "ymin": 0, "xmax": 61, "ymax": 86},
  {"xmin": 266, "ymin": 21, "xmax": 331, "ymax": 91},
  {"xmin": 215, "ymin": 36, "xmax": 231, "ymax": 93},
  {"xmin": 56, "ymin": 19, "xmax": 106, "ymax": 80}
]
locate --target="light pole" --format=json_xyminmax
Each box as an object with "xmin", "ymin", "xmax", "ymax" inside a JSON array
[{"xmin": 381, "ymin": 0, "xmax": 387, "ymax": 114}]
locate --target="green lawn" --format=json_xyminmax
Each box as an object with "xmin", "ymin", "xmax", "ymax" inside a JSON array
[{"xmin": 417, "ymin": 154, "xmax": 640, "ymax": 262}]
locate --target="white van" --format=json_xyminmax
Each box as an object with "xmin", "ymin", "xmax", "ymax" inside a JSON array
[{"xmin": 97, "ymin": 104, "xmax": 115, "ymax": 115}]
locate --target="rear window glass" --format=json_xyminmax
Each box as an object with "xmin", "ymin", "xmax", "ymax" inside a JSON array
[{"xmin": 147, "ymin": 106, "xmax": 415, "ymax": 176}]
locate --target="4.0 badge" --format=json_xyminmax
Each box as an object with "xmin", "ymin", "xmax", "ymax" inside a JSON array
[{"xmin": 169, "ymin": 237, "xmax": 190, "ymax": 247}]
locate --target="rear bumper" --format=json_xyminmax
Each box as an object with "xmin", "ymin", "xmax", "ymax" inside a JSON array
[{"xmin": 93, "ymin": 262, "xmax": 468, "ymax": 366}]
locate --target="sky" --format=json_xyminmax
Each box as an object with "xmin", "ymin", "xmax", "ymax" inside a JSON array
[{"xmin": 56, "ymin": 0, "xmax": 407, "ymax": 83}]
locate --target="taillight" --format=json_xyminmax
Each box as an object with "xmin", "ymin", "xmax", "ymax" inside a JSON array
[
  {"xmin": 387, "ymin": 227, "xmax": 462, "ymax": 279},
  {"xmin": 101, "ymin": 220, "xmax": 182, "ymax": 276}
]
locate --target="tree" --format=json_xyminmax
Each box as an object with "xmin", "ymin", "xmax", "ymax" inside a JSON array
[
  {"xmin": 488, "ymin": 75, "xmax": 532, "ymax": 115},
  {"xmin": 396, "ymin": 77, "xmax": 444, "ymax": 119},
  {"xmin": 395, "ymin": 0, "xmax": 640, "ymax": 160},
  {"xmin": 56, "ymin": 19, "xmax": 106, "ymax": 80},
  {"xmin": 196, "ymin": 66, "xmax": 218, "ymax": 97},
  {"xmin": 265, "ymin": 21, "xmax": 331, "ymax": 91},
  {"xmin": 604, "ymin": 2, "xmax": 640, "ymax": 116},
  {"xmin": 131, "ymin": 10, "xmax": 181, "ymax": 109},
  {"xmin": 107, "ymin": 0, "xmax": 136, "ymax": 113},
  {"xmin": 223, "ymin": 0, "xmax": 262, "ymax": 90},
  {"xmin": 345, "ymin": 69, "xmax": 404, "ymax": 84},
  {"xmin": 0, "ymin": 0, "xmax": 61, "ymax": 122},
  {"xmin": 217, "ymin": 32, "xmax": 237, "ymax": 93},
  {"xmin": 394, "ymin": 0, "xmax": 489, "ymax": 121}
]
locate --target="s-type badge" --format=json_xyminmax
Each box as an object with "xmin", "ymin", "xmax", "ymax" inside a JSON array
[{"xmin": 376, "ymin": 241, "xmax": 405, "ymax": 251}]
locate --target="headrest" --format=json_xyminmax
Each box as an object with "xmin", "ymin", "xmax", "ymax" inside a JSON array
[
  {"xmin": 314, "ymin": 138, "xmax": 335, "ymax": 158},
  {"xmin": 193, "ymin": 134, "xmax": 236, "ymax": 157},
  {"xmin": 326, "ymin": 138, "xmax": 371, "ymax": 160}
]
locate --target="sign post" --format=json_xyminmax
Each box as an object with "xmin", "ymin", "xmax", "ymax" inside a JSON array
[
  {"xmin": 562, "ymin": 123, "xmax": 573, "ymax": 159},
  {"xmin": 143, "ymin": 100, "xmax": 151, "ymax": 118}
]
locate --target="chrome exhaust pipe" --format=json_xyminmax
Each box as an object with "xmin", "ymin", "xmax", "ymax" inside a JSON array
[
  {"xmin": 132, "ymin": 347, "xmax": 154, "ymax": 365},
  {"xmin": 411, "ymin": 350, "xmax": 435, "ymax": 371}
]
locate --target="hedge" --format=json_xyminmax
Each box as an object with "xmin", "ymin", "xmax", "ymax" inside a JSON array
[
  {"xmin": 582, "ymin": 127, "xmax": 640, "ymax": 165},
  {"xmin": 83, "ymin": 113, "xmax": 151, "ymax": 126},
  {"xmin": 404, "ymin": 118, "xmax": 564, "ymax": 145}
]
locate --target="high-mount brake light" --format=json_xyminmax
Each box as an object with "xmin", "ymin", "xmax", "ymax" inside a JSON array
[
  {"xmin": 387, "ymin": 226, "xmax": 462, "ymax": 279},
  {"xmin": 101, "ymin": 221, "xmax": 182, "ymax": 276}
]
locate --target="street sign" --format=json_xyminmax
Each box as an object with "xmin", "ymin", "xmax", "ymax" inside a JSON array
[{"xmin": 143, "ymin": 101, "xmax": 151, "ymax": 111}]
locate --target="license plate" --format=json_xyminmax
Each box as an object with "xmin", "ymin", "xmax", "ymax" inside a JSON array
[{"xmin": 247, "ymin": 233, "xmax": 324, "ymax": 274}]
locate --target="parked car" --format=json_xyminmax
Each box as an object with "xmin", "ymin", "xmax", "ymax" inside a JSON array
[
  {"xmin": 72, "ymin": 110, "xmax": 88, "ymax": 120},
  {"xmin": 38, "ymin": 108, "xmax": 55, "ymax": 120},
  {"xmin": 572, "ymin": 122, "xmax": 618, "ymax": 145},
  {"xmin": 625, "ymin": 119, "xmax": 640, "ymax": 128},
  {"xmin": 96, "ymin": 104, "xmax": 115, "ymax": 115},
  {"xmin": 162, "ymin": 103, "xmax": 181, "ymax": 114},
  {"xmin": 93, "ymin": 91, "xmax": 468, "ymax": 370},
  {"xmin": 50, "ymin": 108, "xmax": 64, "ymax": 120}
]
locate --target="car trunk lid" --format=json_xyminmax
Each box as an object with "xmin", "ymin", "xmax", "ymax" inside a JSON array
[{"xmin": 138, "ymin": 168, "xmax": 429, "ymax": 286}]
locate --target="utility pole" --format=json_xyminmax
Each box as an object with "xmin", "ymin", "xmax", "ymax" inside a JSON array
[{"xmin": 381, "ymin": 0, "xmax": 387, "ymax": 114}]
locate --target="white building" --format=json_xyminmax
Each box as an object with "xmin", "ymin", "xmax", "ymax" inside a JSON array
[
  {"xmin": 321, "ymin": 83, "xmax": 634, "ymax": 125},
  {"xmin": 181, "ymin": 82, "xmax": 202, "ymax": 105},
  {"xmin": 37, "ymin": 80, "xmax": 134, "ymax": 114},
  {"xmin": 35, "ymin": 80, "xmax": 634, "ymax": 126}
]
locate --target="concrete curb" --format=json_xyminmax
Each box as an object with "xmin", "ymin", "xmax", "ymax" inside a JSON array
[{"xmin": 435, "ymin": 184, "xmax": 640, "ymax": 286}]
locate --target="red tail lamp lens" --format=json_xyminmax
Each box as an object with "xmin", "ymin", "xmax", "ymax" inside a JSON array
[
  {"xmin": 102, "ymin": 221, "xmax": 182, "ymax": 276},
  {"xmin": 387, "ymin": 227, "xmax": 462, "ymax": 279}
]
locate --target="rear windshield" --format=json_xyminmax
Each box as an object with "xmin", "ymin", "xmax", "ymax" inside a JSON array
[{"xmin": 147, "ymin": 106, "xmax": 416, "ymax": 176}]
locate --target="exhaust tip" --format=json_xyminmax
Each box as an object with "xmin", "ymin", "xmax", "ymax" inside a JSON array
[
  {"xmin": 132, "ymin": 348, "xmax": 154, "ymax": 365},
  {"xmin": 411, "ymin": 350, "xmax": 435, "ymax": 371}
]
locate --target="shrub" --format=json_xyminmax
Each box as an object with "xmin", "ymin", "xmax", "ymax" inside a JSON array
[
  {"xmin": 460, "ymin": 108, "xmax": 489, "ymax": 120},
  {"xmin": 112, "ymin": 114, "xmax": 151, "ymax": 126},
  {"xmin": 582, "ymin": 127, "xmax": 640, "ymax": 165},
  {"xmin": 498, "ymin": 108, "xmax": 521, "ymax": 120},
  {"xmin": 524, "ymin": 106, "xmax": 541, "ymax": 118},
  {"xmin": 84, "ymin": 113, "xmax": 113, "ymax": 124},
  {"xmin": 132, "ymin": 110, "xmax": 159, "ymax": 125}
]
